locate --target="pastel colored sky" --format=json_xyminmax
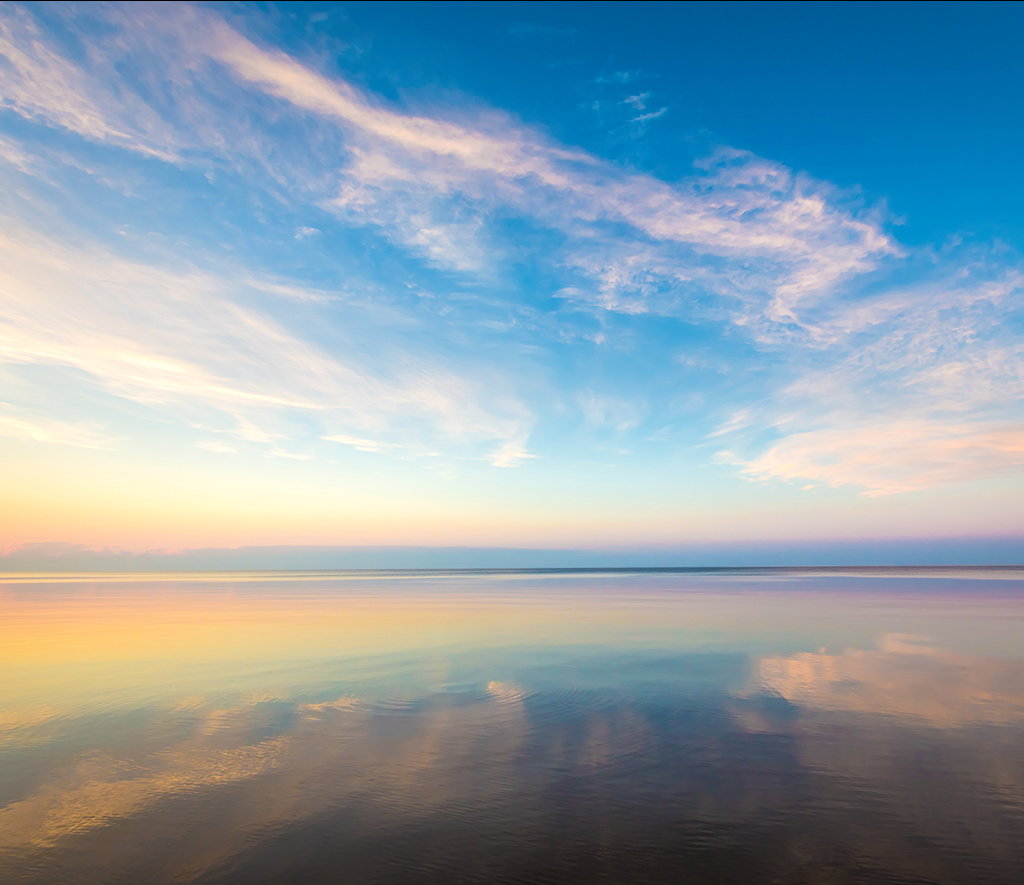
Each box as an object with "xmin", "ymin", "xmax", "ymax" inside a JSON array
[{"xmin": 1, "ymin": 2, "xmax": 1023, "ymax": 561}]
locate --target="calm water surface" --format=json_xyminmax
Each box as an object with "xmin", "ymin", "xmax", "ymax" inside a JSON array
[{"xmin": 2, "ymin": 568, "xmax": 1023, "ymax": 884}]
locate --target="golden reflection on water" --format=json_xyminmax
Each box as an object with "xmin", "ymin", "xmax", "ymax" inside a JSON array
[
  {"xmin": 1, "ymin": 736, "xmax": 287, "ymax": 848},
  {"xmin": 759, "ymin": 635, "xmax": 1024, "ymax": 726},
  {"xmin": 2, "ymin": 571, "xmax": 1024, "ymax": 884}
]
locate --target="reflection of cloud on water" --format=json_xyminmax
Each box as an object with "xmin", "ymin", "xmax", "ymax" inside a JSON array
[
  {"xmin": 485, "ymin": 680, "xmax": 525, "ymax": 703},
  {"xmin": 0, "ymin": 686, "xmax": 533, "ymax": 859},
  {"xmin": 0, "ymin": 706, "xmax": 59, "ymax": 746},
  {"xmin": 876, "ymin": 633, "xmax": 937, "ymax": 654},
  {"xmin": 0, "ymin": 694, "xmax": 361, "ymax": 855},
  {"xmin": 0, "ymin": 737, "xmax": 287, "ymax": 849},
  {"xmin": 3, "ymin": 666, "xmax": 1024, "ymax": 884},
  {"xmin": 299, "ymin": 696, "xmax": 361, "ymax": 719},
  {"xmin": 0, "ymin": 675, "xmax": 635, "ymax": 879},
  {"xmin": 758, "ymin": 634, "xmax": 1024, "ymax": 725}
]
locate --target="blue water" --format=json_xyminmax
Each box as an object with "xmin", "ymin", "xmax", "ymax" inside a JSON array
[{"xmin": 1, "ymin": 568, "xmax": 1023, "ymax": 883}]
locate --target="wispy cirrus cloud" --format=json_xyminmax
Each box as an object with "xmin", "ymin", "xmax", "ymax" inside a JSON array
[
  {"xmin": 0, "ymin": 402, "xmax": 119, "ymax": 449},
  {"xmin": 0, "ymin": 228, "xmax": 530, "ymax": 462},
  {"xmin": 717, "ymin": 261, "xmax": 1024, "ymax": 494},
  {"xmin": 0, "ymin": 2, "xmax": 891, "ymax": 326},
  {"xmin": 322, "ymin": 433, "xmax": 390, "ymax": 454},
  {"xmin": 0, "ymin": 5, "xmax": 184, "ymax": 159},
  {"xmin": 1, "ymin": 2, "xmax": 1023, "ymax": 497},
  {"xmin": 205, "ymin": 17, "xmax": 894, "ymax": 321},
  {"xmin": 724, "ymin": 419, "xmax": 1024, "ymax": 497}
]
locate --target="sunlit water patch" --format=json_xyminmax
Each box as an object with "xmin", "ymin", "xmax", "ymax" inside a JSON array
[{"xmin": 1, "ymin": 568, "xmax": 1023, "ymax": 884}]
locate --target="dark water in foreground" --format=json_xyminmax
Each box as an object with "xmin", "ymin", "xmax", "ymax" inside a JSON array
[{"xmin": 2, "ymin": 568, "xmax": 1024, "ymax": 884}]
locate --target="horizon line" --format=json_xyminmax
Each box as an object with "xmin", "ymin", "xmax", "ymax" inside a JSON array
[{"xmin": 2, "ymin": 564, "xmax": 1023, "ymax": 580}]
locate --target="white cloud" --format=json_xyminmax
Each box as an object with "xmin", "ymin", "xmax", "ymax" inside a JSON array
[
  {"xmin": 2, "ymin": 3, "xmax": 1023, "ymax": 496},
  {"xmin": 0, "ymin": 5, "xmax": 898, "ymax": 326},
  {"xmin": 152, "ymin": 10, "xmax": 893, "ymax": 320},
  {"xmin": 0, "ymin": 6, "xmax": 182, "ymax": 160},
  {"xmin": 708, "ymin": 410, "xmax": 752, "ymax": 439},
  {"xmin": 0, "ymin": 403, "xmax": 119, "ymax": 449},
  {"xmin": 718, "ymin": 264, "xmax": 1024, "ymax": 493},
  {"xmin": 629, "ymin": 107, "xmax": 667, "ymax": 124},
  {"xmin": 0, "ymin": 133, "xmax": 38, "ymax": 174},
  {"xmin": 0, "ymin": 228, "xmax": 530, "ymax": 457},
  {"xmin": 733, "ymin": 418, "xmax": 1024, "ymax": 496},
  {"xmin": 489, "ymin": 440, "xmax": 537, "ymax": 468},
  {"xmin": 322, "ymin": 433, "xmax": 388, "ymax": 453},
  {"xmin": 195, "ymin": 440, "xmax": 237, "ymax": 454}
]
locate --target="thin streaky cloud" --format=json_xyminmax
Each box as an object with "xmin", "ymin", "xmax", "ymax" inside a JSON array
[
  {"xmin": 0, "ymin": 6, "xmax": 182, "ymax": 160},
  {"xmin": 731, "ymin": 419, "xmax": 1024, "ymax": 496},
  {"xmin": 622, "ymin": 93, "xmax": 650, "ymax": 110},
  {"xmin": 323, "ymin": 433, "xmax": 389, "ymax": 453},
  {"xmin": 0, "ymin": 403, "xmax": 120, "ymax": 449},
  {"xmin": 2, "ymin": 4, "xmax": 898, "ymax": 328},
  {"xmin": 0, "ymin": 2, "xmax": 1021, "ymax": 500},
  {"xmin": 195, "ymin": 440, "xmax": 238, "ymax": 455},
  {"xmin": 0, "ymin": 228, "xmax": 532, "ymax": 458},
  {"xmin": 629, "ymin": 108, "xmax": 667, "ymax": 124}
]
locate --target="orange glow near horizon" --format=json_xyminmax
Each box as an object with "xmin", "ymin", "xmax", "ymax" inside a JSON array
[{"xmin": 5, "ymin": 439, "xmax": 1024, "ymax": 555}]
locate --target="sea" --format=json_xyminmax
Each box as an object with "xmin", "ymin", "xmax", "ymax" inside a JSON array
[{"xmin": 1, "ymin": 567, "xmax": 1023, "ymax": 884}]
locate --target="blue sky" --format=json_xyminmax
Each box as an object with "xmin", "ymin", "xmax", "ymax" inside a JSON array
[{"xmin": 1, "ymin": 1, "xmax": 1023, "ymax": 561}]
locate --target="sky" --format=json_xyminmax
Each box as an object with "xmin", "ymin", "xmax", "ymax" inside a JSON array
[{"xmin": 1, "ymin": 1, "xmax": 1023, "ymax": 566}]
